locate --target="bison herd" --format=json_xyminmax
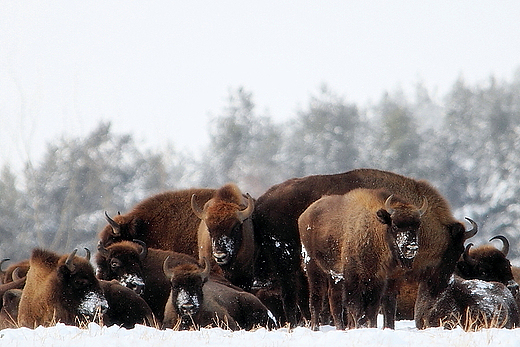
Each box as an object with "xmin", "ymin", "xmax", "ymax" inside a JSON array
[{"xmin": 1, "ymin": 168, "xmax": 519, "ymax": 331}]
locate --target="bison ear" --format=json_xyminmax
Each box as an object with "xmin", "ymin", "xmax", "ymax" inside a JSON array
[{"xmin": 376, "ymin": 209, "xmax": 392, "ymax": 225}]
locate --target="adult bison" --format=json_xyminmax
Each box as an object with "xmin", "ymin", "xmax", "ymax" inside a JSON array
[
  {"xmin": 191, "ymin": 183, "xmax": 255, "ymax": 290},
  {"xmin": 299, "ymin": 189, "xmax": 426, "ymax": 330},
  {"xmin": 18, "ymin": 248, "xmax": 108, "ymax": 328},
  {"xmin": 99, "ymin": 188, "xmax": 216, "ymax": 256},
  {"xmin": 252, "ymin": 168, "xmax": 476, "ymax": 326}
]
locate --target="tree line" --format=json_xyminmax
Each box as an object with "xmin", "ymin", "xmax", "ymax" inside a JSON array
[{"xmin": 1, "ymin": 70, "xmax": 520, "ymax": 263}]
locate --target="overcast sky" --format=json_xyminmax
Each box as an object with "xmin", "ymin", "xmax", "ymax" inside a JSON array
[{"xmin": 1, "ymin": 1, "xmax": 519, "ymax": 173}]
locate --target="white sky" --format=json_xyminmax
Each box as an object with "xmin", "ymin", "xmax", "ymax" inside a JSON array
[{"xmin": 1, "ymin": 1, "xmax": 520, "ymax": 173}]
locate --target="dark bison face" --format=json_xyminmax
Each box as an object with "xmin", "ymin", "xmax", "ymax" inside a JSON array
[
  {"xmin": 58, "ymin": 249, "xmax": 108, "ymax": 318},
  {"xmin": 377, "ymin": 195, "xmax": 427, "ymax": 267},
  {"xmin": 96, "ymin": 241, "xmax": 146, "ymax": 295},
  {"xmin": 164, "ymin": 259, "xmax": 210, "ymax": 317},
  {"xmin": 192, "ymin": 193, "xmax": 254, "ymax": 267},
  {"xmin": 457, "ymin": 236, "xmax": 519, "ymax": 298}
]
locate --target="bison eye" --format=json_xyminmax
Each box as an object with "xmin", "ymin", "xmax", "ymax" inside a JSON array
[
  {"xmin": 74, "ymin": 278, "xmax": 89, "ymax": 289},
  {"xmin": 110, "ymin": 259, "xmax": 121, "ymax": 269}
]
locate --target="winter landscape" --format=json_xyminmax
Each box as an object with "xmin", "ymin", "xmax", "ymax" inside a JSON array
[{"xmin": 2, "ymin": 319, "xmax": 520, "ymax": 347}]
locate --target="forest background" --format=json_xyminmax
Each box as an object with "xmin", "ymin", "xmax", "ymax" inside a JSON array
[{"xmin": 1, "ymin": 71, "xmax": 520, "ymax": 265}]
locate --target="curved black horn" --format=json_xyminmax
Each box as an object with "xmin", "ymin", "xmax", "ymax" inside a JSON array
[
  {"xmin": 105, "ymin": 211, "xmax": 121, "ymax": 236},
  {"xmin": 463, "ymin": 243, "xmax": 478, "ymax": 267},
  {"xmin": 133, "ymin": 239, "xmax": 148, "ymax": 260},
  {"xmin": 12, "ymin": 267, "xmax": 22, "ymax": 281},
  {"xmin": 237, "ymin": 193, "xmax": 255, "ymax": 222},
  {"xmin": 489, "ymin": 235, "xmax": 510, "ymax": 257},
  {"xmin": 84, "ymin": 248, "xmax": 91, "ymax": 262},
  {"xmin": 0, "ymin": 258, "xmax": 10, "ymax": 272},
  {"xmin": 97, "ymin": 240, "xmax": 110, "ymax": 257},
  {"xmin": 65, "ymin": 249, "xmax": 78, "ymax": 273},
  {"xmin": 464, "ymin": 217, "xmax": 478, "ymax": 240},
  {"xmin": 191, "ymin": 194, "xmax": 205, "ymax": 220}
]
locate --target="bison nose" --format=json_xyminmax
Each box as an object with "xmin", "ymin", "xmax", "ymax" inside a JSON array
[
  {"xmin": 127, "ymin": 283, "xmax": 145, "ymax": 295},
  {"xmin": 213, "ymin": 252, "xmax": 229, "ymax": 264},
  {"xmin": 181, "ymin": 303, "xmax": 196, "ymax": 315}
]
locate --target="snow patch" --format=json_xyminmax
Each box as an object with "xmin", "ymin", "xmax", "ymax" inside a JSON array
[{"xmin": 77, "ymin": 291, "xmax": 108, "ymax": 316}]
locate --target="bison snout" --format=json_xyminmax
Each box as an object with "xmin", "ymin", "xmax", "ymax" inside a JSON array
[
  {"xmin": 78, "ymin": 291, "xmax": 109, "ymax": 317},
  {"xmin": 213, "ymin": 252, "xmax": 230, "ymax": 265}
]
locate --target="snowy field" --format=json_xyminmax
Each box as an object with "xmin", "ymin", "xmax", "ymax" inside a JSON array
[{"xmin": 2, "ymin": 319, "xmax": 520, "ymax": 347}]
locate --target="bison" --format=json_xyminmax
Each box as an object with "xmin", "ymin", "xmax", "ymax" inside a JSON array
[
  {"xmin": 456, "ymin": 236, "xmax": 519, "ymax": 297},
  {"xmin": 163, "ymin": 258, "xmax": 276, "ymax": 331},
  {"xmin": 191, "ymin": 183, "xmax": 255, "ymax": 290},
  {"xmin": 95, "ymin": 240, "xmax": 200, "ymax": 322},
  {"xmin": 252, "ymin": 168, "xmax": 476, "ymax": 326},
  {"xmin": 99, "ymin": 188, "xmax": 216, "ymax": 256},
  {"xmin": 18, "ymin": 248, "xmax": 108, "ymax": 328},
  {"xmin": 299, "ymin": 189, "xmax": 427, "ymax": 330},
  {"xmin": 415, "ymin": 274, "xmax": 520, "ymax": 330},
  {"xmin": 0, "ymin": 259, "xmax": 29, "ymax": 284},
  {"xmin": 0, "ymin": 276, "xmax": 26, "ymax": 329}
]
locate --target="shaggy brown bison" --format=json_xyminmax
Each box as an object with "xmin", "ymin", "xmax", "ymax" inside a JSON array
[
  {"xmin": 0, "ymin": 276, "xmax": 26, "ymax": 329},
  {"xmin": 192, "ymin": 183, "xmax": 255, "ymax": 290},
  {"xmin": 18, "ymin": 248, "xmax": 108, "ymax": 328},
  {"xmin": 99, "ymin": 188, "xmax": 216, "ymax": 256},
  {"xmin": 96, "ymin": 240, "xmax": 200, "ymax": 322},
  {"xmin": 163, "ymin": 258, "xmax": 276, "ymax": 331},
  {"xmin": 0, "ymin": 259, "xmax": 29, "ymax": 284},
  {"xmin": 253, "ymin": 168, "xmax": 476, "ymax": 326},
  {"xmin": 415, "ymin": 274, "xmax": 520, "ymax": 330},
  {"xmin": 299, "ymin": 189, "xmax": 427, "ymax": 330},
  {"xmin": 456, "ymin": 236, "xmax": 519, "ymax": 297}
]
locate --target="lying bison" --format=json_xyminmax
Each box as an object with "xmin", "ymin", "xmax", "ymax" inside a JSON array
[
  {"xmin": 299, "ymin": 189, "xmax": 426, "ymax": 329},
  {"xmin": 18, "ymin": 248, "xmax": 108, "ymax": 328},
  {"xmin": 100, "ymin": 188, "xmax": 216, "ymax": 256},
  {"xmin": 253, "ymin": 168, "xmax": 476, "ymax": 326},
  {"xmin": 163, "ymin": 258, "xmax": 276, "ymax": 331}
]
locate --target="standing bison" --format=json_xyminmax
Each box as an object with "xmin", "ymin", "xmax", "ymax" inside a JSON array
[
  {"xmin": 252, "ymin": 168, "xmax": 475, "ymax": 327},
  {"xmin": 299, "ymin": 189, "xmax": 426, "ymax": 329},
  {"xmin": 18, "ymin": 248, "xmax": 108, "ymax": 328},
  {"xmin": 191, "ymin": 183, "xmax": 255, "ymax": 290},
  {"xmin": 99, "ymin": 188, "xmax": 216, "ymax": 256}
]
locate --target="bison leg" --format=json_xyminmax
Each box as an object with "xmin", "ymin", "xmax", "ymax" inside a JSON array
[
  {"xmin": 306, "ymin": 260, "xmax": 327, "ymax": 330},
  {"xmin": 328, "ymin": 277, "xmax": 345, "ymax": 330},
  {"xmin": 381, "ymin": 279, "xmax": 399, "ymax": 329}
]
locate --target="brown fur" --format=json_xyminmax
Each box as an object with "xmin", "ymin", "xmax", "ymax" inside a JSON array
[
  {"xmin": 195, "ymin": 183, "xmax": 255, "ymax": 290},
  {"xmin": 163, "ymin": 262, "xmax": 275, "ymax": 330},
  {"xmin": 299, "ymin": 189, "xmax": 423, "ymax": 330},
  {"xmin": 253, "ymin": 168, "xmax": 472, "ymax": 326},
  {"xmin": 1, "ymin": 260, "xmax": 29, "ymax": 284},
  {"xmin": 0, "ymin": 277, "xmax": 26, "ymax": 329},
  {"xmin": 18, "ymin": 248, "xmax": 107, "ymax": 328},
  {"xmin": 99, "ymin": 188, "xmax": 216, "ymax": 256}
]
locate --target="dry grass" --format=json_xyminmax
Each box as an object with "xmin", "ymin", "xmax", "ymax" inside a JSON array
[{"xmin": 440, "ymin": 307, "xmax": 509, "ymax": 332}]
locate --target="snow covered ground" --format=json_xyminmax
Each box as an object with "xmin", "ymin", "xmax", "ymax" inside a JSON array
[{"xmin": 2, "ymin": 319, "xmax": 520, "ymax": 347}]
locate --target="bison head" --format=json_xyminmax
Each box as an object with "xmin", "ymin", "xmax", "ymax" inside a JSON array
[
  {"xmin": 163, "ymin": 257, "xmax": 210, "ymax": 317},
  {"xmin": 457, "ymin": 236, "xmax": 519, "ymax": 297},
  {"xmin": 95, "ymin": 240, "xmax": 147, "ymax": 295},
  {"xmin": 377, "ymin": 195, "xmax": 428, "ymax": 268},
  {"xmin": 192, "ymin": 192, "xmax": 254, "ymax": 267},
  {"xmin": 57, "ymin": 248, "xmax": 108, "ymax": 319}
]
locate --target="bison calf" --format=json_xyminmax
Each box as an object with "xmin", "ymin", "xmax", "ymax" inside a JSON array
[
  {"xmin": 299, "ymin": 188, "xmax": 427, "ymax": 330},
  {"xmin": 163, "ymin": 258, "xmax": 275, "ymax": 331}
]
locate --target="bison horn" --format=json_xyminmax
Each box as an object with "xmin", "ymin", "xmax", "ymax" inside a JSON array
[
  {"xmin": 464, "ymin": 217, "xmax": 478, "ymax": 240},
  {"xmin": 105, "ymin": 211, "xmax": 121, "ymax": 236},
  {"xmin": 191, "ymin": 194, "xmax": 205, "ymax": 220},
  {"xmin": 84, "ymin": 248, "xmax": 91, "ymax": 262},
  {"xmin": 237, "ymin": 193, "xmax": 254, "ymax": 223},
  {"xmin": 12, "ymin": 267, "xmax": 22, "ymax": 281},
  {"xmin": 97, "ymin": 240, "xmax": 110, "ymax": 257},
  {"xmin": 133, "ymin": 239, "xmax": 148, "ymax": 260},
  {"xmin": 384, "ymin": 195, "xmax": 395, "ymax": 215},
  {"xmin": 65, "ymin": 249, "xmax": 78, "ymax": 273},
  {"xmin": 463, "ymin": 243, "xmax": 478, "ymax": 267},
  {"xmin": 0, "ymin": 258, "xmax": 10, "ymax": 275},
  {"xmin": 418, "ymin": 196, "xmax": 428, "ymax": 217},
  {"xmin": 163, "ymin": 256, "xmax": 174, "ymax": 280},
  {"xmin": 489, "ymin": 235, "xmax": 509, "ymax": 257},
  {"xmin": 200, "ymin": 257, "xmax": 211, "ymax": 282}
]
